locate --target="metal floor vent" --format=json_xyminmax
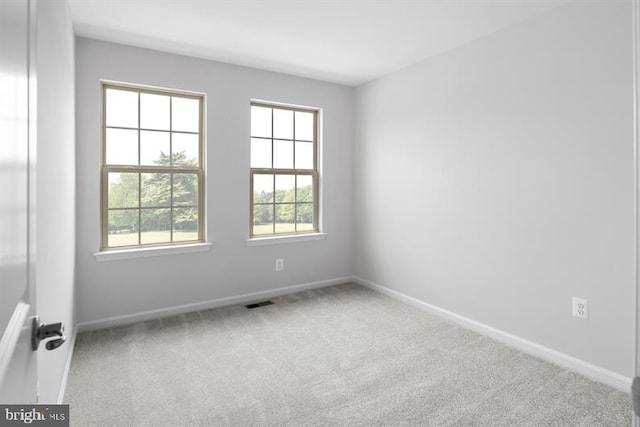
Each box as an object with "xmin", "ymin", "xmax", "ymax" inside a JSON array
[{"xmin": 245, "ymin": 300, "xmax": 274, "ymax": 309}]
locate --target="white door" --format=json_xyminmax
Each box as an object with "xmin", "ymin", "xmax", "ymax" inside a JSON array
[{"xmin": 0, "ymin": 0, "xmax": 38, "ymax": 403}]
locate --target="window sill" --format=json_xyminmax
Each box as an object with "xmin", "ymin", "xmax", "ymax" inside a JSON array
[
  {"xmin": 246, "ymin": 232, "xmax": 326, "ymax": 246},
  {"xmin": 93, "ymin": 242, "xmax": 213, "ymax": 262}
]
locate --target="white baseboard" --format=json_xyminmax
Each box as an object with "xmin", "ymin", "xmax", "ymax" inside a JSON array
[
  {"xmin": 77, "ymin": 277, "xmax": 353, "ymax": 332},
  {"xmin": 353, "ymin": 276, "xmax": 632, "ymax": 393},
  {"xmin": 56, "ymin": 329, "xmax": 76, "ymax": 403}
]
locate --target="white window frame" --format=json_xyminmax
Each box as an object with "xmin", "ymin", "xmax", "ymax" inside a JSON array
[
  {"xmin": 249, "ymin": 101, "xmax": 322, "ymax": 241},
  {"xmin": 99, "ymin": 81, "xmax": 206, "ymax": 252}
]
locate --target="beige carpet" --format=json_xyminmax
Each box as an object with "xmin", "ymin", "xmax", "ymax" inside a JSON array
[{"xmin": 65, "ymin": 283, "xmax": 631, "ymax": 426}]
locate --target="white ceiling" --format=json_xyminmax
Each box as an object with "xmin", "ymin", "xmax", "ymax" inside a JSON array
[{"xmin": 67, "ymin": 0, "xmax": 567, "ymax": 86}]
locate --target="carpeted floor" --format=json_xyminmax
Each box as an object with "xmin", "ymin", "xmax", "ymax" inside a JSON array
[{"xmin": 65, "ymin": 283, "xmax": 631, "ymax": 426}]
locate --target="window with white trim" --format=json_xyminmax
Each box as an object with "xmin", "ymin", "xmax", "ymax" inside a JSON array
[
  {"xmin": 101, "ymin": 82, "xmax": 205, "ymax": 250},
  {"xmin": 250, "ymin": 102, "xmax": 319, "ymax": 237}
]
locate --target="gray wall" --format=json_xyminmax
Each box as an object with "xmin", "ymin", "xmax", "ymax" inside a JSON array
[
  {"xmin": 354, "ymin": 1, "xmax": 635, "ymax": 377},
  {"xmin": 36, "ymin": 0, "xmax": 76, "ymax": 402},
  {"xmin": 75, "ymin": 38, "xmax": 354, "ymax": 325}
]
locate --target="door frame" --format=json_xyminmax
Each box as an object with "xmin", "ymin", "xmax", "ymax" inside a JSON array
[{"xmin": 634, "ymin": 0, "xmax": 640, "ymax": 425}]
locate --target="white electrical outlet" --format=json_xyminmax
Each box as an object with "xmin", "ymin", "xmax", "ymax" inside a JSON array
[
  {"xmin": 275, "ymin": 258, "xmax": 284, "ymax": 271},
  {"xmin": 572, "ymin": 297, "xmax": 588, "ymax": 320}
]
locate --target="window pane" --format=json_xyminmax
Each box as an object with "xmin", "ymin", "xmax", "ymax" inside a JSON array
[
  {"xmin": 253, "ymin": 205, "xmax": 273, "ymax": 235},
  {"xmin": 140, "ymin": 208, "xmax": 171, "ymax": 244},
  {"xmin": 295, "ymin": 141, "xmax": 314, "ymax": 170},
  {"xmin": 275, "ymin": 175, "xmax": 294, "ymax": 203},
  {"xmin": 295, "ymin": 111, "xmax": 314, "ymax": 141},
  {"xmin": 173, "ymin": 207, "xmax": 198, "ymax": 241},
  {"xmin": 249, "ymin": 103, "xmax": 317, "ymax": 238},
  {"xmin": 106, "ymin": 88, "xmax": 138, "ymax": 128},
  {"xmin": 103, "ymin": 84, "xmax": 204, "ymax": 250},
  {"xmin": 141, "ymin": 173, "xmax": 170, "ymax": 207},
  {"xmin": 251, "ymin": 138, "xmax": 272, "ymax": 168},
  {"xmin": 108, "ymin": 173, "xmax": 139, "ymax": 209},
  {"xmin": 273, "ymin": 108, "xmax": 293, "ymax": 140},
  {"xmin": 172, "ymin": 133, "xmax": 199, "ymax": 167},
  {"xmin": 173, "ymin": 174, "xmax": 198, "ymax": 206},
  {"xmin": 275, "ymin": 204, "xmax": 295, "ymax": 233},
  {"xmin": 273, "ymin": 140, "xmax": 293, "ymax": 169},
  {"xmin": 251, "ymin": 106, "xmax": 272, "ymax": 138},
  {"xmin": 140, "ymin": 93, "xmax": 170, "ymax": 131},
  {"xmin": 296, "ymin": 203, "xmax": 314, "ymax": 231},
  {"xmin": 108, "ymin": 209, "xmax": 139, "ymax": 247},
  {"xmin": 140, "ymin": 131, "xmax": 170, "ymax": 166},
  {"xmin": 296, "ymin": 175, "xmax": 313, "ymax": 203},
  {"xmin": 253, "ymin": 174, "xmax": 273, "ymax": 203},
  {"xmin": 106, "ymin": 128, "xmax": 138, "ymax": 165},
  {"xmin": 172, "ymin": 97, "xmax": 199, "ymax": 132}
]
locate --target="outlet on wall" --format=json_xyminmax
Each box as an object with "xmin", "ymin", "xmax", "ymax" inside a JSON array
[
  {"xmin": 572, "ymin": 297, "xmax": 588, "ymax": 320},
  {"xmin": 275, "ymin": 258, "xmax": 284, "ymax": 272}
]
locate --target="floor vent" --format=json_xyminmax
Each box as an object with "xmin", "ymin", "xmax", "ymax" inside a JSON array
[{"xmin": 245, "ymin": 300, "xmax": 274, "ymax": 309}]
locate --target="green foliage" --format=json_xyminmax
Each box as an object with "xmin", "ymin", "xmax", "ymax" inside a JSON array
[
  {"xmin": 107, "ymin": 151, "xmax": 199, "ymax": 236},
  {"xmin": 107, "ymin": 152, "xmax": 315, "ymax": 241},
  {"xmin": 109, "ymin": 173, "xmax": 139, "ymax": 208},
  {"xmin": 174, "ymin": 207, "xmax": 198, "ymax": 230},
  {"xmin": 253, "ymin": 182, "xmax": 314, "ymax": 226},
  {"xmin": 108, "ymin": 173, "xmax": 139, "ymax": 233}
]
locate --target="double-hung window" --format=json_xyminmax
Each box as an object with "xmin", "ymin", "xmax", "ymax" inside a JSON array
[
  {"xmin": 101, "ymin": 82, "xmax": 205, "ymax": 250},
  {"xmin": 250, "ymin": 102, "xmax": 319, "ymax": 237}
]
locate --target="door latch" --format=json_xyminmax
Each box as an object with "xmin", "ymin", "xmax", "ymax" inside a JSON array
[{"xmin": 31, "ymin": 317, "xmax": 66, "ymax": 351}]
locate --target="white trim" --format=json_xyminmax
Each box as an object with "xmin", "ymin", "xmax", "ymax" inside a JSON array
[
  {"xmin": 0, "ymin": 303, "xmax": 30, "ymax": 387},
  {"xmin": 56, "ymin": 329, "xmax": 76, "ymax": 404},
  {"xmin": 354, "ymin": 277, "xmax": 632, "ymax": 392},
  {"xmin": 250, "ymin": 98, "xmax": 319, "ymax": 112},
  {"xmin": 77, "ymin": 276, "xmax": 351, "ymax": 332},
  {"xmin": 247, "ymin": 233, "xmax": 326, "ymax": 246},
  {"xmin": 93, "ymin": 242, "xmax": 213, "ymax": 262},
  {"xmin": 633, "ymin": 0, "xmax": 640, "ymax": 425},
  {"xmin": 100, "ymin": 79, "xmax": 206, "ymax": 98}
]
